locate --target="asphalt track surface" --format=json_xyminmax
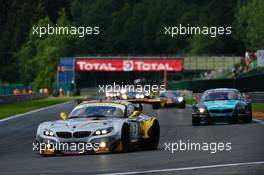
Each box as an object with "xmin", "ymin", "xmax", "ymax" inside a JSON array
[{"xmin": 0, "ymin": 101, "xmax": 264, "ymax": 175}]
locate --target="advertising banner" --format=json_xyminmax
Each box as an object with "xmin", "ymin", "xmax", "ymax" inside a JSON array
[{"xmin": 75, "ymin": 58, "xmax": 183, "ymax": 72}]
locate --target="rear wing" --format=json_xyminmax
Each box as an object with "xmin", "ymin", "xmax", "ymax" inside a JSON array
[
  {"xmin": 126, "ymin": 98, "xmax": 166, "ymax": 109},
  {"xmin": 75, "ymin": 97, "xmax": 166, "ymax": 109}
]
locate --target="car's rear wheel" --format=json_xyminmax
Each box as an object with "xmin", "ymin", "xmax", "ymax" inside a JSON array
[
  {"xmin": 192, "ymin": 117, "xmax": 200, "ymax": 126},
  {"xmin": 143, "ymin": 120, "xmax": 160, "ymax": 150},
  {"xmin": 121, "ymin": 124, "xmax": 130, "ymax": 152}
]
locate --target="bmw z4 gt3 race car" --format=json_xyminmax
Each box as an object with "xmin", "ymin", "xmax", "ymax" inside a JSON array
[
  {"xmin": 35, "ymin": 100, "xmax": 160, "ymax": 156},
  {"xmin": 192, "ymin": 88, "xmax": 252, "ymax": 125}
]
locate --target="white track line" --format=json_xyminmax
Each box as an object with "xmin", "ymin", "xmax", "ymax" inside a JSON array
[
  {"xmin": 0, "ymin": 101, "xmax": 72, "ymax": 123},
  {"xmin": 253, "ymin": 119, "xmax": 264, "ymax": 125},
  {"xmin": 100, "ymin": 161, "xmax": 264, "ymax": 175}
]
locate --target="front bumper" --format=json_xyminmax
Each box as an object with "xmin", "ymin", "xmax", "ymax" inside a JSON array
[
  {"xmin": 36, "ymin": 133, "xmax": 121, "ymax": 155},
  {"xmin": 165, "ymin": 100, "xmax": 185, "ymax": 107},
  {"xmin": 192, "ymin": 110, "xmax": 251, "ymax": 124}
]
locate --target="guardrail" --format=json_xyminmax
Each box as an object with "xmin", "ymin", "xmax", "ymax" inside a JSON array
[
  {"xmin": 0, "ymin": 94, "xmax": 48, "ymax": 104},
  {"xmin": 168, "ymin": 72, "xmax": 264, "ymax": 93},
  {"xmin": 188, "ymin": 92, "xmax": 264, "ymax": 103},
  {"xmin": 248, "ymin": 92, "xmax": 264, "ymax": 103}
]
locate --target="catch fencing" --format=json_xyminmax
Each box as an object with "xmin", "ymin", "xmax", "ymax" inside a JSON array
[{"xmin": 168, "ymin": 72, "xmax": 264, "ymax": 99}]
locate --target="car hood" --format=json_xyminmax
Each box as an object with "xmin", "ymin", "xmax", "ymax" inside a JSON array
[
  {"xmin": 203, "ymin": 100, "xmax": 239, "ymax": 110},
  {"xmin": 44, "ymin": 118, "xmax": 119, "ymax": 132}
]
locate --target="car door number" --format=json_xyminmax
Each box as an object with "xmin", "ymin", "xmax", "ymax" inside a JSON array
[{"xmin": 130, "ymin": 122, "xmax": 138, "ymax": 137}]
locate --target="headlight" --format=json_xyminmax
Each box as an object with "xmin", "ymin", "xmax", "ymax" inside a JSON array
[
  {"xmin": 178, "ymin": 97, "xmax": 184, "ymax": 102},
  {"xmin": 43, "ymin": 129, "xmax": 55, "ymax": 137},
  {"xmin": 99, "ymin": 142, "xmax": 107, "ymax": 148},
  {"xmin": 106, "ymin": 92, "xmax": 110, "ymax": 97},
  {"xmin": 121, "ymin": 94, "xmax": 127, "ymax": 99},
  {"xmin": 93, "ymin": 127, "xmax": 113, "ymax": 136},
  {"xmin": 145, "ymin": 92, "xmax": 150, "ymax": 96},
  {"xmin": 198, "ymin": 107, "xmax": 206, "ymax": 113},
  {"xmin": 136, "ymin": 94, "xmax": 144, "ymax": 99}
]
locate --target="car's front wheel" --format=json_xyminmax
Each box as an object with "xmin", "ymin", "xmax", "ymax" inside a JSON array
[
  {"xmin": 143, "ymin": 120, "xmax": 160, "ymax": 150},
  {"xmin": 243, "ymin": 114, "xmax": 252, "ymax": 123},
  {"xmin": 192, "ymin": 117, "xmax": 200, "ymax": 126},
  {"xmin": 121, "ymin": 124, "xmax": 131, "ymax": 152}
]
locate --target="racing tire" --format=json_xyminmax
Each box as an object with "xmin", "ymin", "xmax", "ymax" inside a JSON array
[
  {"xmin": 143, "ymin": 120, "xmax": 160, "ymax": 150},
  {"xmin": 178, "ymin": 103, "xmax": 186, "ymax": 108},
  {"xmin": 192, "ymin": 117, "xmax": 200, "ymax": 126},
  {"xmin": 243, "ymin": 114, "xmax": 252, "ymax": 123},
  {"xmin": 121, "ymin": 124, "xmax": 131, "ymax": 152},
  {"xmin": 152, "ymin": 103, "xmax": 161, "ymax": 109}
]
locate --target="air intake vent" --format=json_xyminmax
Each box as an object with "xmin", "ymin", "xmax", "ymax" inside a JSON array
[
  {"xmin": 209, "ymin": 109, "xmax": 221, "ymax": 113},
  {"xmin": 73, "ymin": 131, "xmax": 91, "ymax": 138},
  {"xmin": 56, "ymin": 132, "xmax": 72, "ymax": 138},
  {"xmin": 222, "ymin": 109, "xmax": 233, "ymax": 113}
]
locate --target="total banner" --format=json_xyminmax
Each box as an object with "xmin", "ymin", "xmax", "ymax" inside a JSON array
[{"xmin": 75, "ymin": 58, "xmax": 183, "ymax": 72}]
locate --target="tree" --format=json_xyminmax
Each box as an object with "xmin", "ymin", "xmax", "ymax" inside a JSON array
[
  {"xmin": 17, "ymin": 10, "xmax": 76, "ymax": 91},
  {"xmin": 235, "ymin": 0, "xmax": 264, "ymax": 50}
]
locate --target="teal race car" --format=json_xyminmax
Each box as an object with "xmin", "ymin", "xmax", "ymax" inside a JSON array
[{"xmin": 192, "ymin": 88, "xmax": 252, "ymax": 125}]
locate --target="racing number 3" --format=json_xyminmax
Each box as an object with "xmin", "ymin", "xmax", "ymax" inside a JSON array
[{"xmin": 130, "ymin": 123, "xmax": 138, "ymax": 137}]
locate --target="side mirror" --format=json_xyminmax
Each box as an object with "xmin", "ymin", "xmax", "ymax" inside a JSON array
[
  {"xmin": 193, "ymin": 95, "xmax": 198, "ymax": 104},
  {"xmin": 243, "ymin": 94, "xmax": 250, "ymax": 102},
  {"xmin": 60, "ymin": 112, "xmax": 67, "ymax": 120},
  {"xmin": 135, "ymin": 104, "xmax": 143, "ymax": 111},
  {"xmin": 129, "ymin": 111, "xmax": 140, "ymax": 118}
]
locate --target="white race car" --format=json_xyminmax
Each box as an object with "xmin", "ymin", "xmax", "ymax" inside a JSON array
[{"xmin": 35, "ymin": 100, "xmax": 160, "ymax": 156}]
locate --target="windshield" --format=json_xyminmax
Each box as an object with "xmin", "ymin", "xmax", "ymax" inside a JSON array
[
  {"xmin": 161, "ymin": 92, "xmax": 179, "ymax": 98},
  {"xmin": 201, "ymin": 91, "xmax": 242, "ymax": 101},
  {"xmin": 69, "ymin": 104, "xmax": 125, "ymax": 118}
]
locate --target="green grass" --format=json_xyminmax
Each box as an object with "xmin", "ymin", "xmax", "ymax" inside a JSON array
[
  {"xmin": 252, "ymin": 103, "xmax": 264, "ymax": 112},
  {"xmin": 185, "ymin": 98, "xmax": 194, "ymax": 105},
  {"xmin": 0, "ymin": 96, "xmax": 83, "ymax": 119}
]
